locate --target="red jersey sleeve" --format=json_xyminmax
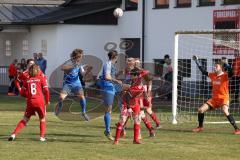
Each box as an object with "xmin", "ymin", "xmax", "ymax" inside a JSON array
[
  {"xmin": 19, "ymin": 82, "xmax": 27, "ymax": 97},
  {"xmin": 15, "ymin": 72, "xmax": 24, "ymax": 91},
  {"xmin": 41, "ymin": 76, "xmax": 50, "ymax": 104}
]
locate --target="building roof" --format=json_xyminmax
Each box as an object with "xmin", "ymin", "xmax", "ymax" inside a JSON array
[
  {"xmin": 0, "ymin": 4, "xmax": 59, "ymax": 24},
  {"xmin": 26, "ymin": 1, "xmax": 121, "ymax": 24},
  {"xmin": 0, "ymin": 0, "xmax": 65, "ymax": 5},
  {"xmin": 0, "ymin": 0, "xmax": 121, "ymax": 25}
]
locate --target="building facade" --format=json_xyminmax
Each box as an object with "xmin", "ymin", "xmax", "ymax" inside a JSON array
[{"xmin": 0, "ymin": 0, "xmax": 239, "ymax": 81}]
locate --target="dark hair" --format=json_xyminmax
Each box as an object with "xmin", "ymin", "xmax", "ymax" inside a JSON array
[
  {"xmin": 108, "ymin": 50, "xmax": 118, "ymax": 60},
  {"xmin": 221, "ymin": 57, "xmax": 227, "ymax": 60},
  {"xmin": 164, "ymin": 54, "xmax": 170, "ymax": 59},
  {"xmin": 215, "ymin": 61, "xmax": 223, "ymax": 68},
  {"xmin": 27, "ymin": 58, "xmax": 34, "ymax": 65},
  {"xmin": 21, "ymin": 58, "xmax": 26, "ymax": 63},
  {"xmin": 143, "ymin": 73, "xmax": 154, "ymax": 82},
  {"xmin": 71, "ymin": 49, "xmax": 83, "ymax": 59},
  {"xmin": 130, "ymin": 67, "xmax": 141, "ymax": 76}
]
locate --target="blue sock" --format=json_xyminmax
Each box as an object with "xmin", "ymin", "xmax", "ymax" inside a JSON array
[
  {"xmin": 55, "ymin": 98, "xmax": 63, "ymax": 115},
  {"xmin": 104, "ymin": 112, "xmax": 111, "ymax": 133},
  {"xmin": 80, "ymin": 98, "xmax": 87, "ymax": 113}
]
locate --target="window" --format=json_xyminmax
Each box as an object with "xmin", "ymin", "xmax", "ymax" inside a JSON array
[
  {"xmin": 41, "ymin": 40, "xmax": 47, "ymax": 55},
  {"xmin": 22, "ymin": 40, "xmax": 29, "ymax": 56},
  {"xmin": 176, "ymin": 0, "xmax": 191, "ymax": 8},
  {"xmin": 5, "ymin": 40, "xmax": 11, "ymax": 56},
  {"xmin": 223, "ymin": 0, "xmax": 240, "ymax": 5},
  {"xmin": 155, "ymin": 0, "xmax": 169, "ymax": 8},
  {"xmin": 199, "ymin": 0, "xmax": 215, "ymax": 6},
  {"xmin": 125, "ymin": 0, "xmax": 138, "ymax": 11}
]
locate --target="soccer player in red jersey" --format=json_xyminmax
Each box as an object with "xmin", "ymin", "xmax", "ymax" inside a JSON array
[
  {"xmin": 114, "ymin": 68, "xmax": 145, "ymax": 144},
  {"xmin": 8, "ymin": 64, "xmax": 50, "ymax": 141},
  {"xmin": 192, "ymin": 55, "xmax": 240, "ymax": 134},
  {"xmin": 135, "ymin": 59, "xmax": 161, "ymax": 129},
  {"xmin": 15, "ymin": 59, "xmax": 45, "ymax": 92},
  {"xmin": 120, "ymin": 59, "xmax": 157, "ymax": 138}
]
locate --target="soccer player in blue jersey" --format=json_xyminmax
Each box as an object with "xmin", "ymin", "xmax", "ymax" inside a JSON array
[
  {"xmin": 99, "ymin": 50, "xmax": 123, "ymax": 140},
  {"xmin": 55, "ymin": 49, "xmax": 89, "ymax": 121}
]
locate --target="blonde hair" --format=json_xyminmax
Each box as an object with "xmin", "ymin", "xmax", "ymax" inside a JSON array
[{"xmin": 29, "ymin": 64, "xmax": 40, "ymax": 77}]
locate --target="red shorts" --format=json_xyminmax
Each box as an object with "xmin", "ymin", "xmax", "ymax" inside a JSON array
[
  {"xmin": 143, "ymin": 97, "xmax": 152, "ymax": 108},
  {"xmin": 206, "ymin": 98, "xmax": 229, "ymax": 109},
  {"xmin": 121, "ymin": 104, "xmax": 140, "ymax": 117},
  {"xmin": 24, "ymin": 106, "xmax": 46, "ymax": 119}
]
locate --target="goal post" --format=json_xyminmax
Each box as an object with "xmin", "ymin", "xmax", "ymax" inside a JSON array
[{"xmin": 173, "ymin": 29, "xmax": 240, "ymax": 124}]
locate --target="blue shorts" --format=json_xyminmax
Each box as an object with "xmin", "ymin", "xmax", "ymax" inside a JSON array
[
  {"xmin": 100, "ymin": 80, "xmax": 122, "ymax": 106},
  {"xmin": 62, "ymin": 83, "xmax": 83, "ymax": 95}
]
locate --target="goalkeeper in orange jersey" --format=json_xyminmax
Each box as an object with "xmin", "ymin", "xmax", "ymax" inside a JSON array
[{"xmin": 192, "ymin": 55, "xmax": 240, "ymax": 134}]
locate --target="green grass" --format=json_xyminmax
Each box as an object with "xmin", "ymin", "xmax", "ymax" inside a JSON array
[{"xmin": 0, "ymin": 95, "xmax": 240, "ymax": 160}]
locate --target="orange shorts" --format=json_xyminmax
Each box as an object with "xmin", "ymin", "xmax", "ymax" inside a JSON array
[{"xmin": 206, "ymin": 98, "xmax": 229, "ymax": 109}]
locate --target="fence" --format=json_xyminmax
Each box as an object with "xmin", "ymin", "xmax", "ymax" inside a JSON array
[{"xmin": 0, "ymin": 66, "xmax": 9, "ymax": 86}]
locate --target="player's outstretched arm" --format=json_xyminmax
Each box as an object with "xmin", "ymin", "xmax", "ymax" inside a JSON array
[
  {"xmin": 61, "ymin": 64, "xmax": 74, "ymax": 72},
  {"xmin": 193, "ymin": 55, "xmax": 208, "ymax": 76}
]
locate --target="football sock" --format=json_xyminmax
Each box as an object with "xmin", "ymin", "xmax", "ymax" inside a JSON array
[
  {"xmin": 56, "ymin": 98, "xmax": 63, "ymax": 115},
  {"xmin": 104, "ymin": 112, "xmax": 111, "ymax": 133},
  {"xmin": 150, "ymin": 112, "xmax": 160, "ymax": 125},
  {"xmin": 227, "ymin": 115, "xmax": 239, "ymax": 130},
  {"xmin": 12, "ymin": 119, "xmax": 27, "ymax": 135},
  {"xmin": 115, "ymin": 123, "xmax": 123, "ymax": 141},
  {"xmin": 198, "ymin": 113, "xmax": 204, "ymax": 127},
  {"xmin": 40, "ymin": 121, "xmax": 46, "ymax": 138},
  {"xmin": 80, "ymin": 98, "xmax": 87, "ymax": 113},
  {"xmin": 142, "ymin": 117, "xmax": 152, "ymax": 132},
  {"xmin": 134, "ymin": 123, "xmax": 140, "ymax": 142}
]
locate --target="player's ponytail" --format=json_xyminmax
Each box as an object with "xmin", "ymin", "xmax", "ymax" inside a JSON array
[{"xmin": 29, "ymin": 64, "xmax": 40, "ymax": 77}]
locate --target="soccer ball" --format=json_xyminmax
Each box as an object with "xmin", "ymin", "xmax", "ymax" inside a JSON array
[{"xmin": 113, "ymin": 8, "xmax": 123, "ymax": 18}]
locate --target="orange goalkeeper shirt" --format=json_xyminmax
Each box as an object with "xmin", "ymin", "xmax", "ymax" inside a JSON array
[{"xmin": 209, "ymin": 72, "xmax": 229, "ymax": 100}]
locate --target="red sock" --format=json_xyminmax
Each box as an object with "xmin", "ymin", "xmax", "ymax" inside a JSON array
[
  {"xmin": 12, "ymin": 119, "xmax": 27, "ymax": 135},
  {"xmin": 115, "ymin": 122, "xmax": 123, "ymax": 141},
  {"xmin": 40, "ymin": 121, "xmax": 46, "ymax": 138},
  {"xmin": 142, "ymin": 117, "xmax": 152, "ymax": 131},
  {"xmin": 134, "ymin": 123, "xmax": 140, "ymax": 142},
  {"xmin": 150, "ymin": 112, "xmax": 160, "ymax": 125}
]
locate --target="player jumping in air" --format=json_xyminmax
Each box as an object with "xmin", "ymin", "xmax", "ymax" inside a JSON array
[
  {"xmin": 55, "ymin": 49, "xmax": 89, "ymax": 121},
  {"xmin": 8, "ymin": 64, "xmax": 50, "ymax": 141},
  {"xmin": 192, "ymin": 55, "xmax": 240, "ymax": 134}
]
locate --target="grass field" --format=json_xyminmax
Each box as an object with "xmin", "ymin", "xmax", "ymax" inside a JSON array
[{"xmin": 0, "ymin": 95, "xmax": 240, "ymax": 160}]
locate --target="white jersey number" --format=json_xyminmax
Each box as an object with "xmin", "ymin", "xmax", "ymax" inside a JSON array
[{"xmin": 30, "ymin": 83, "xmax": 37, "ymax": 95}]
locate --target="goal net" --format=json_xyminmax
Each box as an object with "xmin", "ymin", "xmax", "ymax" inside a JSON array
[{"xmin": 172, "ymin": 29, "xmax": 240, "ymax": 124}]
